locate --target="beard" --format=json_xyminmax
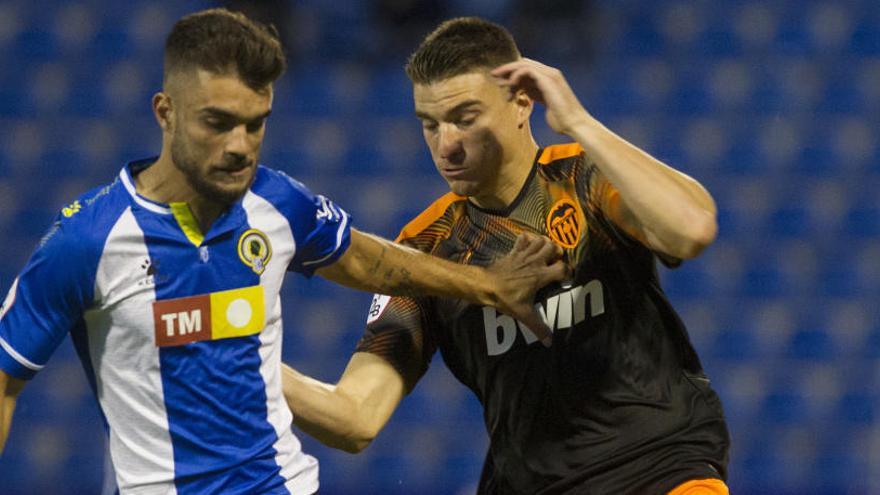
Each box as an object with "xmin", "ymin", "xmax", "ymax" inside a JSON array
[{"xmin": 170, "ymin": 132, "xmax": 255, "ymax": 206}]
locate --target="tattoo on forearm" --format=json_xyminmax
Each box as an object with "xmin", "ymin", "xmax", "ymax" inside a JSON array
[{"xmin": 372, "ymin": 246, "xmax": 418, "ymax": 297}]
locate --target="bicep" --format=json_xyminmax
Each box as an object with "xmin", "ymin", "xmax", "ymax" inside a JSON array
[
  {"xmin": 1, "ymin": 368, "xmax": 25, "ymax": 451},
  {"xmin": 591, "ymin": 170, "xmax": 682, "ymax": 264},
  {"xmin": 0, "ymin": 369, "xmax": 25, "ymax": 399}
]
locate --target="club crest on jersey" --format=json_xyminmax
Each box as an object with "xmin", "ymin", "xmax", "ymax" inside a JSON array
[
  {"xmin": 546, "ymin": 198, "xmax": 582, "ymax": 249},
  {"xmin": 238, "ymin": 229, "xmax": 272, "ymax": 275}
]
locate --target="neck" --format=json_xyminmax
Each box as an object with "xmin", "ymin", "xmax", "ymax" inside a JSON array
[
  {"xmin": 135, "ymin": 149, "xmax": 225, "ymax": 233},
  {"xmin": 470, "ymin": 134, "xmax": 540, "ymax": 211}
]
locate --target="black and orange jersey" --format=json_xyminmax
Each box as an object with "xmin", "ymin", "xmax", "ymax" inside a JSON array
[{"xmin": 357, "ymin": 144, "xmax": 730, "ymax": 495}]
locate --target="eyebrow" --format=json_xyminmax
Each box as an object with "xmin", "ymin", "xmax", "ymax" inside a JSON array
[
  {"xmin": 200, "ymin": 107, "xmax": 272, "ymax": 123},
  {"xmin": 415, "ymin": 99, "xmax": 482, "ymax": 121}
]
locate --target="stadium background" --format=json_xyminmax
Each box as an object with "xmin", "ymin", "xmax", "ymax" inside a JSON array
[{"xmin": 0, "ymin": 0, "xmax": 877, "ymax": 494}]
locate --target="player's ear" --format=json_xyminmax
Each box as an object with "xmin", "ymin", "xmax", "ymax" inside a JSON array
[
  {"xmin": 153, "ymin": 92, "xmax": 174, "ymax": 133},
  {"xmin": 514, "ymin": 88, "xmax": 533, "ymax": 129}
]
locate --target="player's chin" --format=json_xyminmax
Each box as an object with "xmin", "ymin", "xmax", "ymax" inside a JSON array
[
  {"xmin": 446, "ymin": 178, "xmax": 480, "ymax": 197},
  {"xmin": 209, "ymin": 176, "xmax": 253, "ymax": 203}
]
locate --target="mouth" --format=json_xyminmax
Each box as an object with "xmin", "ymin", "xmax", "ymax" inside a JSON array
[
  {"xmin": 214, "ymin": 162, "xmax": 254, "ymax": 179},
  {"xmin": 440, "ymin": 167, "xmax": 469, "ymax": 179}
]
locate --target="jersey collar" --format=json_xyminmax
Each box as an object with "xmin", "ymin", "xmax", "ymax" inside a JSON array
[{"xmin": 119, "ymin": 158, "xmax": 248, "ymax": 244}]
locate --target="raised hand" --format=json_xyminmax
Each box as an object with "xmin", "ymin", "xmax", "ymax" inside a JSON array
[
  {"xmin": 486, "ymin": 232, "xmax": 569, "ymax": 346},
  {"xmin": 491, "ymin": 58, "xmax": 592, "ymax": 137}
]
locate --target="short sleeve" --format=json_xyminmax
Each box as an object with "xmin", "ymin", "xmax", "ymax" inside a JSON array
[
  {"xmin": 355, "ymin": 293, "xmax": 435, "ymax": 393},
  {"xmin": 256, "ymin": 170, "xmax": 352, "ymax": 277},
  {"xmin": 0, "ymin": 222, "xmax": 95, "ymax": 379},
  {"xmin": 585, "ymin": 162, "xmax": 682, "ymax": 268},
  {"xmin": 289, "ymin": 193, "xmax": 352, "ymax": 276}
]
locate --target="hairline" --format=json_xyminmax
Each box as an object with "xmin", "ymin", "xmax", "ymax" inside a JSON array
[{"xmin": 163, "ymin": 66, "xmax": 275, "ymax": 96}]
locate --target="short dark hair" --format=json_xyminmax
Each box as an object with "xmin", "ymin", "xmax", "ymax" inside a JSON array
[
  {"xmin": 405, "ymin": 17, "xmax": 521, "ymax": 84},
  {"xmin": 164, "ymin": 8, "xmax": 286, "ymax": 90}
]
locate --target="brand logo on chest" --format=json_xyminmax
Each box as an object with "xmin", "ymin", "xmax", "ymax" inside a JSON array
[
  {"xmin": 483, "ymin": 280, "xmax": 605, "ymax": 356},
  {"xmin": 152, "ymin": 285, "xmax": 265, "ymax": 347}
]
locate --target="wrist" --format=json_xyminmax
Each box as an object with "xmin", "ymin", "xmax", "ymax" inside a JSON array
[
  {"xmin": 473, "ymin": 267, "xmax": 500, "ymax": 307},
  {"xmin": 567, "ymin": 115, "xmax": 605, "ymax": 148}
]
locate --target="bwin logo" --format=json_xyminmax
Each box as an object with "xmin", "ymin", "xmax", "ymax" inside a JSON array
[{"xmin": 483, "ymin": 280, "xmax": 605, "ymax": 356}]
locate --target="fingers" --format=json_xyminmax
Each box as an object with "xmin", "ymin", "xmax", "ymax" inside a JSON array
[
  {"xmin": 490, "ymin": 58, "xmax": 547, "ymax": 78},
  {"xmin": 541, "ymin": 259, "xmax": 570, "ymax": 286},
  {"xmin": 516, "ymin": 308, "xmax": 553, "ymax": 347},
  {"xmin": 534, "ymin": 238, "xmax": 563, "ymax": 264},
  {"xmin": 513, "ymin": 233, "xmax": 563, "ymax": 267},
  {"xmin": 512, "ymin": 232, "xmax": 543, "ymax": 258},
  {"xmin": 511, "ymin": 231, "xmax": 533, "ymax": 253}
]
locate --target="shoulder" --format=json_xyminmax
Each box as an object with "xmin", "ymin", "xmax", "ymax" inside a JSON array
[
  {"xmin": 395, "ymin": 192, "xmax": 467, "ymax": 251},
  {"xmin": 46, "ymin": 178, "xmax": 130, "ymax": 251},
  {"xmin": 26, "ymin": 177, "xmax": 129, "ymax": 284},
  {"xmin": 249, "ymin": 165, "xmax": 316, "ymax": 204},
  {"xmin": 537, "ymin": 143, "xmax": 590, "ymax": 180}
]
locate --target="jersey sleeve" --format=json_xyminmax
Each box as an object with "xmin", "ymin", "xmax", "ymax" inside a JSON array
[
  {"xmin": 585, "ymin": 162, "xmax": 682, "ymax": 267},
  {"xmin": 268, "ymin": 171, "xmax": 353, "ymax": 276},
  {"xmin": 0, "ymin": 221, "xmax": 96, "ymax": 380},
  {"xmin": 355, "ymin": 293, "xmax": 436, "ymax": 393}
]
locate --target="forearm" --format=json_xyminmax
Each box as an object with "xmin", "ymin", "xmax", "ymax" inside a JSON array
[
  {"xmin": 321, "ymin": 230, "xmax": 495, "ymax": 306},
  {"xmin": 1, "ymin": 397, "xmax": 13, "ymax": 454},
  {"xmin": 282, "ymin": 353, "xmax": 405, "ymax": 453},
  {"xmin": 569, "ymin": 118, "xmax": 717, "ymax": 258},
  {"xmin": 282, "ymin": 365, "xmax": 369, "ymax": 453}
]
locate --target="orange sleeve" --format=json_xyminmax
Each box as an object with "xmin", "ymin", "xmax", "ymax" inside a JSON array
[
  {"xmin": 666, "ymin": 478, "xmax": 729, "ymax": 495},
  {"xmin": 589, "ymin": 168, "xmax": 649, "ymax": 246}
]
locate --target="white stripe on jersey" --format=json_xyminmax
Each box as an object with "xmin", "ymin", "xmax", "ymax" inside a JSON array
[
  {"xmin": 87, "ymin": 207, "xmax": 177, "ymax": 494},
  {"xmin": 119, "ymin": 168, "xmax": 172, "ymax": 215},
  {"xmin": 301, "ymin": 211, "xmax": 350, "ymax": 267},
  {"xmin": 0, "ymin": 277, "xmax": 17, "ymax": 320},
  {"xmin": 0, "ymin": 335, "xmax": 43, "ymax": 371},
  {"xmin": 243, "ymin": 191, "xmax": 319, "ymax": 494}
]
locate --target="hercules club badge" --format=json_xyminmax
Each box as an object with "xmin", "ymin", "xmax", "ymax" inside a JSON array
[{"xmin": 238, "ymin": 229, "xmax": 272, "ymax": 275}]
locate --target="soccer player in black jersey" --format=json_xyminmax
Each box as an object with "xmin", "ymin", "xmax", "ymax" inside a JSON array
[{"xmin": 280, "ymin": 17, "xmax": 730, "ymax": 495}]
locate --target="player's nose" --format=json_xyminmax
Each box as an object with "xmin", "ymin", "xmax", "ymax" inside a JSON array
[
  {"xmin": 225, "ymin": 124, "xmax": 252, "ymax": 156},
  {"xmin": 438, "ymin": 125, "xmax": 465, "ymax": 163}
]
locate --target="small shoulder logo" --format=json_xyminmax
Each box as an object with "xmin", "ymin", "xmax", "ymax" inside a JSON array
[
  {"xmin": 546, "ymin": 198, "xmax": 582, "ymax": 249},
  {"xmin": 61, "ymin": 200, "xmax": 82, "ymax": 218},
  {"xmin": 238, "ymin": 229, "xmax": 272, "ymax": 275}
]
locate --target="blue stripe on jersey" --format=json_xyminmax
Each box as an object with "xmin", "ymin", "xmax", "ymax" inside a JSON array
[
  {"xmin": 251, "ymin": 167, "xmax": 352, "ymax": 276},
  {"xmin": 0, "ymin": 181, "xmax": 126, "ymax": 380},
  {"xmin": 133, "ymin": 207, "xmax": 287, "ymax": 495}
]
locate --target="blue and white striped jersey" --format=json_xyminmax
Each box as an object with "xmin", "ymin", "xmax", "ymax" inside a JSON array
[{"xmin": 0, "ymin": 159, "xmax": 352, "ymax": 495}]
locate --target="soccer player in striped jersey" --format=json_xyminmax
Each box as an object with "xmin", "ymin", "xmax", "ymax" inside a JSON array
[
  {"xmin": 0, "ymin": 10, "xmax": 566, "ymax": 495},
  {"xmin": 281, "ymin": 17, "xmax": 730, "ymax": 495}
]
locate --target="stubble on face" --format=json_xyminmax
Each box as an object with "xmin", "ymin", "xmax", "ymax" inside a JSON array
[
  {"xmin": 170, "ymin": 123, "xmax": 255, "ymax": 205},
  {"xmin": 165, "ymin": 69, "xmax": 267, "ymax": 206}
]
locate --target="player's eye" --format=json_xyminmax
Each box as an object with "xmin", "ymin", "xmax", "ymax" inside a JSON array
[
  {"xmin": 421, "ymin": 120, "xmax": 438, "ymax": 132},
  {"xmin": 457, "ymin": 118, "xmax": 475, "ymax": 129},
  {"xmin": 246, "ymin": 119, "xmax": 266, "ymax": 133},
  {"xmin": 204, "ymin": 118, "xmax": 234, "ymax": 132}
]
